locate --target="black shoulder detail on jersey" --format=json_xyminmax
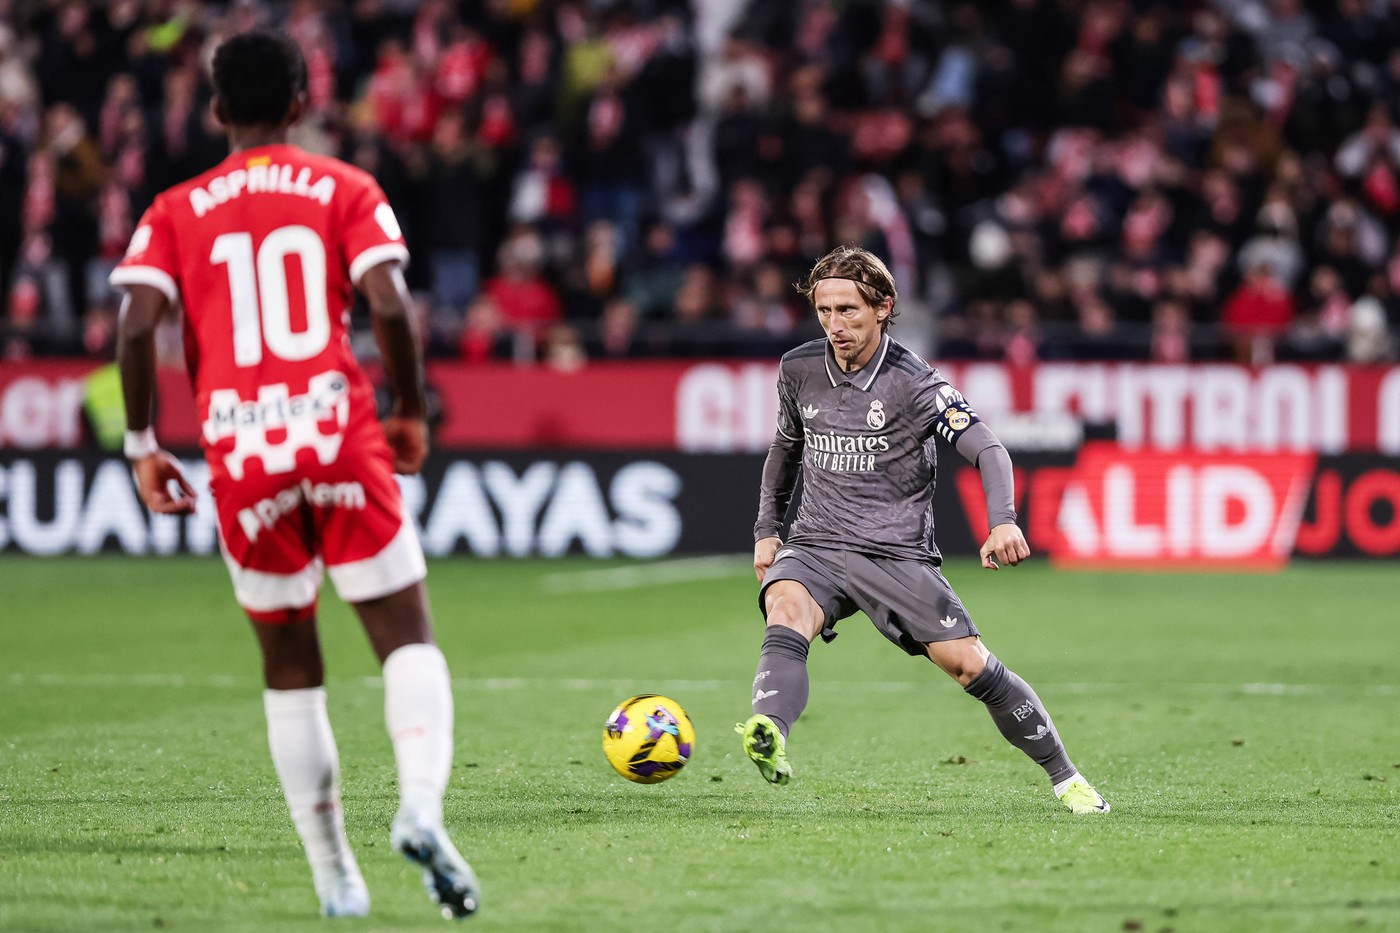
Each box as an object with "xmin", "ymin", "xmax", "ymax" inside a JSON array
[
  {"xmin": 781, "ymin": 338, "xmax": 829, "ymax": 363},
  {"xmin": 885, "ymin": 340, "xmax": 932, "ymax": 376},
  {"xmin": 890, "ymin": 356, "xmax": 927, "ymax": 377}
]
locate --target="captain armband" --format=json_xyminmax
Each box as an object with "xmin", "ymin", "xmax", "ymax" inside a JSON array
[{"xmin": 933, "ymin": 399, "xmax": 981, "ymax": 444}]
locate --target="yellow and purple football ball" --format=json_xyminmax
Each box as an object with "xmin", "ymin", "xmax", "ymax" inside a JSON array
[{"xmin": 602, "ymin": 694, "xmax": 696, "ymax": 784}]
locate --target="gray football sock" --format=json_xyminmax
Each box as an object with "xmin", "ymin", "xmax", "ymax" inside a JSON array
[
  {"xmin": 963, "ymin": 655, "xmax": 1076, "ymax": 785},
  {"xmin": 752, "ymin": 625, "xmax": 811, "ymax": 738}
]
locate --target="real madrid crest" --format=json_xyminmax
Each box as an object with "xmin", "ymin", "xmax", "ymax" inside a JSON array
[{"xmin": 866, "ymin": 398, "xmax": 886, "ymax": 429}]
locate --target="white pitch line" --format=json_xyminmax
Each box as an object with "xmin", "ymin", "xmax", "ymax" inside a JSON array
[
  {"xmin": 4, "ymin": 672, "xmax": 245, "ymax": 688},
  {"xmin": 5, "ymin": 673, "xmax": 1400, "ymax": 696},
  {"xmin": 538, "ymin": 555, "xmax": 751, "ymax": 594}
]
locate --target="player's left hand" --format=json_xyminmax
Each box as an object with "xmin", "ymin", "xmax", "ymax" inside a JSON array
[
  {"xmin": 383, "ymin": 415, "xmax": 429, "ymax": 474},
  {"xmin": 132, "ymin": 452, "xmax": 198, "ymax": 515},
  {"xmin": 980, "ymin": 522, "xmax": 1030, "ymax": 570}
]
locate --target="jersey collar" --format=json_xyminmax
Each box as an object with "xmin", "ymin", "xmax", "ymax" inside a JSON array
[{"xmin": 824, "ymin": 333, "xmax": 891, "ymax": 391}]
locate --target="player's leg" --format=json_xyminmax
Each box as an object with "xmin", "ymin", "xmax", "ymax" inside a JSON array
[
  {"xmin": 348, "ymin": 582, "xmax": 479, "ymax": 919},
  {"xmin": 849, "ymin": 555, "xmax": 1108, "ymax": 813},
  {"xmin": 740, "ymin": 548, "xmax": 849, "ymax": 785},
  {"xmin": 753, "ymin": 579, "xmax": 825, "ymax": 738},
  {"xmin": 925, "ymin": 637, "xmax": 1108, "ymax": 813},
  {"xmin": 321, "ymin": 453, "xmax": 478, "ymax": 918},
  {"xmin": 924, "ymin": 634, "xmax": 1076, "ymax": 778},
  {"xmin": 351, "ymin": 581, "xmax": 452, "ymax": 826},
  {"xmin": 249, "ymin": 612, "xmax": 370, "ymax": 917},
  {"xmin": 214, "ymin": 473, "xmax": 370, "ymax": 918},
  {"xmin": 736, "ymin": 581, "xmax": 821, "ymax": 785}
]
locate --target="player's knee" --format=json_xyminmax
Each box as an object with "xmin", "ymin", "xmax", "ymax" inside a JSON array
[
  {"xmin": 948, "ymin": 660, "xmax": 984, "ymax": 687},
  {"xmin": 764, "ymin": 591, "xmax": 823, "ymax": 642},
  {"xmin": 261, "ymin": 651, "xmax": 325, "ymax": 690},
  {"xmin": 926, "ymin": 639, "xmax": 988, "ymax": 686},
  {"xmin": 765, "ymin": 613, "xmax": 819, "ymax": 643}
]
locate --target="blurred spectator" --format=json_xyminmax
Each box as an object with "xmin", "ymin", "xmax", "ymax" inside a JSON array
[
  {"xmin": 588, "ymin": 296, "xmax": 644, "ymax": 360},
  {"xmin": 540, "ymin": 321, "xmax": 586, "ymax": 371},
  {"xmin": 509, "ymin": 133, "xmax": 576, "ymax": 235},
  {"xmin": 1003, "ymin": 299, "xmax": 1042, "ymax": 365},
  {"xmin": 622, "ymin": 219, "xmax": 683, "ymax": 319},
  {"xmin": 44, "ymin": 103, "xmax": 101, "ymax": 338},
  {"xmin": 1150, "ymin": 299, "xmax": 1192, "ymax": 363},
  {"xmin": 1347, "ymin": 294, "xmax": 1394, "ymax": 362},
  {"xmin": 458, "ymin": 294, "xmax": 511, "ymax": 365},
  {"xmin": 1222, "ymin": 259, "xmax": 1297, "ymax": 364},
  {"xmin": 1238, "ymin": 193, "xmax": 1304, "ymax": 290},
  {"xmin": 0, "ymin": 101, "xmax": 27, "ymax": 308},
  {"xmin": 1250, "ymin": 0, "xmax": 1316, "ymax": 69},
  {"xmin": 1072, "ymin": 294, "xmax": 1131, "ymax": 361},
  {"xmin": 560, "ymin": 218, "xmax": 622, "ymax": 320},
  {"xmin": 1282, "ymin": 265, "xmax": 1349, "ymax": 360},
  {"xmin": 482, "ymin": 226, "xmax": 561, "ymax": 351},
  {"xmin": 414, "ymin": 110, "xmax": 487, "ymax": 322},
  {"xmin": 1334, "ymin": 103, "xmax": 1400, "ymax": 219},
  {"xmin": 148, "ymin": 67, "xmax": 222, "ymax": 193},
  {"xmin": 712, "ymin": 85, "xmax": 766, "ymax": 188},
  {"xmin": 700, "ymin": 35, "xmax": 771, "ymax": 114},
  {"xmin": 575, "ymin": 70, "xmax": 644, "ymax": 254},
  {"xmin": 513, "ymin": 29, "xmax": 559, "ymax": 130},
  {"xmin": 722, "ymin": 178, "xmax": 767, "ymax": 271}
]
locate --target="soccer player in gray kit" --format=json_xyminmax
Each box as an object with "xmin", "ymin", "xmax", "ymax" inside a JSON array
[{"xmin": 738, "ymin": 245, "xmax": 1109, "ymax": 814}]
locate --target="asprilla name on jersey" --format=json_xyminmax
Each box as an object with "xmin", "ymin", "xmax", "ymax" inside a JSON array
[{"xmin": 189, "ymin": 161, "xmax": 337, "ymax": 218}]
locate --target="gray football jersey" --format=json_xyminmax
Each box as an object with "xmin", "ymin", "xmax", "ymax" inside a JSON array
[{"xmin": 754, "ymin": 334, "xmax": 997, "ymax": 563}]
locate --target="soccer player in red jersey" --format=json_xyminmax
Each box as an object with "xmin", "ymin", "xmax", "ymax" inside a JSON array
[{"xmin": 112, "ymin": 31, "xmax": 479, "ymax": 920}]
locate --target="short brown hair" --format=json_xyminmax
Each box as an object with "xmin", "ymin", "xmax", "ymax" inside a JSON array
[{"xmin": 796, "ymin": 246, "xmax": 899, "ymax": 329}]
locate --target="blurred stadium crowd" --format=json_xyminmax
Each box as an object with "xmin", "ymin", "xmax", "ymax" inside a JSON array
[{"xmin": 1, "ymin": 0, "xmax": 1399, "ymax": 366}]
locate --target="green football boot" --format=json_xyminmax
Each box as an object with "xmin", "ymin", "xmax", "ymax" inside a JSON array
[
  {"xmin": 1056, "ymin": 777, "xmax": 1110, "ymax": 814},
  {"xmin": 735, "ymin": 714, "xmax": 792, "ymax": 785}
]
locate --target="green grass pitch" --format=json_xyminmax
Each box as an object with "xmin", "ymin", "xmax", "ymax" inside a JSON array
[{"xmin": 2, "ymin": 556, "xmax": 1397, "ymax": 932}]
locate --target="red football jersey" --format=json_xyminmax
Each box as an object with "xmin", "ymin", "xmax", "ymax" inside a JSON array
[{"xmin": 112, "ymin": 144, "xmax": 408, "ymax": 482}]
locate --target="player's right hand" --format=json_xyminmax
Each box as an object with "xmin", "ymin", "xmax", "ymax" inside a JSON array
[
  {"xmin": 132, "ymin": 452, "xmax": 197, "ymax": 515},
  {"xmin": 980, "ymin": 522, "xmax": 1030, "ymax": 570},
  {"xmin": 754, "ymin": 536, "xmax": 782, "ymax": 583},
  {"xmin": 383, "ymin": 415, "xmax": 429, "ymax": 475}
]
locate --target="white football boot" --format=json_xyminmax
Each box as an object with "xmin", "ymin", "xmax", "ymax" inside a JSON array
[
  {"xmin": 314, "ymin": 862, "xmax": 371, "ymax": 918},
  {"xmin": 390, "ymin": 808, "xmax": 481, "ymax": 919}
]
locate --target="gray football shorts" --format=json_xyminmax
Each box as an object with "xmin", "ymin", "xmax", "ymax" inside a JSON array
[{"xmin": 758, "ymin": 544, "xmax": 980, "ymax": 656}]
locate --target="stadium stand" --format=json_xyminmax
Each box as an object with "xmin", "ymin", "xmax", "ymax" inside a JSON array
[{"xmin": 0, "ymin": 0, "xmax": 1397, "ymax": 366}]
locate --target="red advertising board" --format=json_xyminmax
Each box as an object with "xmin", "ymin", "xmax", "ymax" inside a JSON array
[
  {"xmin": 1029, "ymin": 444, "xmax": 1317, "ymax": 570},
  {"xmin": 949, "ymin": 448, "xmax": 1398, "ymax": 568},
  {"xmin": 5, "ymin": 359, "xmax": 1400, "ymax": 454}
]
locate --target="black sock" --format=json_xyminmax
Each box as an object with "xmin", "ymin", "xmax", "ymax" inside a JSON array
[
  {"xmin": 964, "ymin": 655, "xmax": 1076, "ymax": 785},
  {"xmin": 752, "ymin": 626, "xmax": 810, "ymax": 738}
]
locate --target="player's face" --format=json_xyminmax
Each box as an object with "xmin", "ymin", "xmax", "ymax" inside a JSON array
[{"xmin": 812, "ymin": 278, "xmax": 890, "ymax": 371}]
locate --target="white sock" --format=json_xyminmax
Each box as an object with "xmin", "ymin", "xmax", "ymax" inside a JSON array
[
  {"xmin": 383, "ymin": 643, "xmax": 454, "ymax": 824},
  {"xmin": 1053, "ymin": 772, "xmax": 1083, "ymax": 797},
  {"xmin": 263, "ymin": 687, "xmax": 360, "ymax": 879}
]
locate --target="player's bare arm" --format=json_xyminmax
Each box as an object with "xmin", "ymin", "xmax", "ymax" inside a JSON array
[
  {"xmin": 361, "ymin": 260, "xmax": 428, "ymax": 475},
  {"xmin": 116, "ymin": 283, "xmax": 196, "ymax": 514}
]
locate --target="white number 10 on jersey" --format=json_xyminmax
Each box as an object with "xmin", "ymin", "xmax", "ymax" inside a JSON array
[{"xmin": 211, "ymin": 225, "xmax": 331, "ymax": 366}]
